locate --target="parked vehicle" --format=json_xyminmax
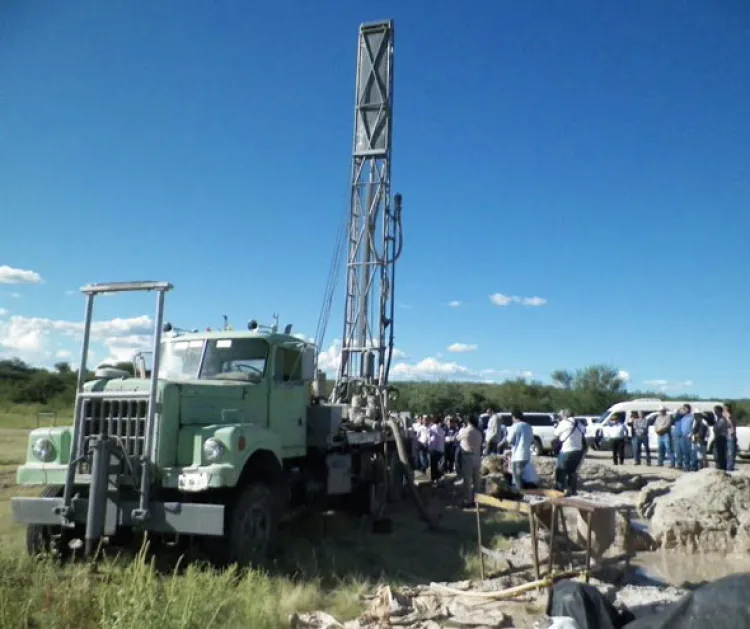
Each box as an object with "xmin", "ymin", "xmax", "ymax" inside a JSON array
[
  {"xmin": 575, "ymin": 415, "xmax": 603, "ymax": 449},
  {"xmin": 497, "ymin": 412, "xmax": 558, "ymax": 456},
  {"xmin": 596, "ymin": 399, "xmax": 750, "ymax": 460}
]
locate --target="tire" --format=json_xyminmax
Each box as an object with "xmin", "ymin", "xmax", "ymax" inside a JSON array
[
  {"xmin": 26, "ymin": 486, "xmax": 78, "ymax": 560},
  {"xmin": 532, "ymin": 438, "xmax": 544, "ymax": 457},
  {"xmin": 225, "ymin": 482, "xmax": 279, "ymax": 568}
]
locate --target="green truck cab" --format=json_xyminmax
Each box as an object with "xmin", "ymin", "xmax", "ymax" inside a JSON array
[{"xmin": 12, "ymin": 281, "xmax": 396, "ymax": 566}]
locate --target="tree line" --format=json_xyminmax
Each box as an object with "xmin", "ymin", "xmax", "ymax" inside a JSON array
[{"xmin": 1, "ymin": 358, "xmax": 747, "ymax": 424}]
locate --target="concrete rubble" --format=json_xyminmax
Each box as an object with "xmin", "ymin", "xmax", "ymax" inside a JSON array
[{"xmin": 290, "ymin": 577, "xmax": 687, "ymax": 629}]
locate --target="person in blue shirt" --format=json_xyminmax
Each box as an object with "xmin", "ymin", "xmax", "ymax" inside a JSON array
[
  {"xmin": 674, "ymin": 404, "xmax": 695, "ymax": 471},
  {"xmin": 499, "ymin": 408, "xmax": 533, "ymax": 491}
]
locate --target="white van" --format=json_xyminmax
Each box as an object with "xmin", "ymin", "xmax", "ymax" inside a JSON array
[
  {"xmin": 575, "ymin": 415, "xmax": 603, "ymax": 447},
  {"xmin": 597, "ymin": 399, "xmax": 750, "ymax": 459}
]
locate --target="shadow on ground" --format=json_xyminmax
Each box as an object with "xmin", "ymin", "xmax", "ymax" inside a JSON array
[{"xmin": 79, "ymin": 479, "xmax": 531, "ymax": 586}]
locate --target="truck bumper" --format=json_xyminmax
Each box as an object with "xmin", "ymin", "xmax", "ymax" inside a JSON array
[{"xmin": 11, "ymin": 496, "xmax": 225, "ymax": 537}]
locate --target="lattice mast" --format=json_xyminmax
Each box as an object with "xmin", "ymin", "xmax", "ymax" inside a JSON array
[{"xmin": 334, "ymin": 20, "xmax": 402, "ymax": 401}]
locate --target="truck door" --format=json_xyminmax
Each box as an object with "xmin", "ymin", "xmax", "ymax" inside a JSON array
[{"xmin": 268, "ymin": 345, "xmax": 308, "ymax": 457}]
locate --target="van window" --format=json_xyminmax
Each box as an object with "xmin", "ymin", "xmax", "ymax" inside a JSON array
[{"xmin": 525, "ymin": 413, "xmax": 554, "ymax": 427}]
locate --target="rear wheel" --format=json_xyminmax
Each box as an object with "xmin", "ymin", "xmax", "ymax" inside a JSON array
[
  {"xmin": 26, "ymin": 486, "xmax": 80, "ymax": 561},
  {"xmin": 224, "ymin": 482, "xmax": 279, "ymax": 568},
  {"xmin": 532, "ymin": 438, "xmax": 544, "ymax": 457}
]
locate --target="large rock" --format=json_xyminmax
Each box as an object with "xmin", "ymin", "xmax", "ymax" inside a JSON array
[
  {"xmin": 637, "ymin": 480, "xmax": 673, "ymax": 519},
  {"xmin": 648, "ymin": 469, "xmax": 750, "ymax": 552}
]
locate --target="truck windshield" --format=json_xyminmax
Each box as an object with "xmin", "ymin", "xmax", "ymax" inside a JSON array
[
  {"xmin": 159, "ymin": 339, "xmax": 205, "ymax": 380},
  {"xmin": 199, "ymin": 338, "xmax": 269, "ymax": 383}
]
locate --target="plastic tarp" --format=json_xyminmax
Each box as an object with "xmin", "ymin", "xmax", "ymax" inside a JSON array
[
  {"xmin": 546, "ymin": 580, "xmax": 635, "ymax": 629},
  {"xmin": 623, "ymin": 573, "xmax": 750, "ymax": 629}
]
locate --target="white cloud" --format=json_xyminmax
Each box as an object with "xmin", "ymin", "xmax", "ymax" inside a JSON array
[
  {"xmin": 0, "ymin": 314, "xmax": 153, "ymax": 364},
  {"xmin": 448, "ymin": 300, "xmax": 461, "ymax": 308},
  {"xmin": 489, "ymin": 293, "xmax": 547, "ymax": 307},
  {"xmin": 65, "ymin": 290, "xmax": 76, "ymax": 296},
  {"xmin": 447, "ymin": 342, "xmax": 477, "ymax": 353},
  {"xmin": 0, "ymin": 307, "xmax": 7, "ymax": 317},
  {"xmin": 489, "ymin": 293, "xmax": 515, "ymax": 306},
  {"xmin": 101, "ymin": 334, "xmax": 154, "ymax": 364},
  {"xmin": 55, "ymin": 349, "xmax": 73, "ymax": 360},
  {"xmin": 391, "ymin": 357, "xmax": 471, "ymax": 380},
  {"xmin": 389, "ymin": 358, "xmax": 533, "ymax": 383},
  {"xmin": 0, "ymin": 265, "xmax": 42, "ymax": 285},
  {"xmin": 313, "ymin": 338, "xmax": 408, "ymax": 374},
  {"xmin": 644, "ymin": 378, "xmax": 694, "ymax": 392},
  {"xmin": 317, "ymin": 340, "xmax": 342, "ymax": 373},
  {"xmin": 479, "ymin": 368, "xmax": 511, "ymax": 378},
  {"xmin": 519, "ymin": 296, "xmax": 547, "ymax": 307},
  {"xmin": 617, "ymin": 370, "xmax": 630, "ymax": 382},
  {"xmin": 9, "ymin": 292, "xmax": 21, "ymax": 299}
]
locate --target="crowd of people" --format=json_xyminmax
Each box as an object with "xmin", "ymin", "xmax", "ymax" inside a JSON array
[
  {"xmin": 403, "ymin": 402, "xmax": 739, "ymax": 511},
  {"xmin": 406, "ymin": 407, "xmax": 588, "ymax": 507},
  {"xmin": 599, "ymin": 402, "xmax": 738, "ymax": 472}
]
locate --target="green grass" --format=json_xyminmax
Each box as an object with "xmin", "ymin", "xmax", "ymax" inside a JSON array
[{"xmin": 0, "ymin": 407, "xmax": 531, "ymax": 629}]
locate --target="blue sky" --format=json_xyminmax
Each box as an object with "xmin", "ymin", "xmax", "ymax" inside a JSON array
[{"xmin": 1, "ymin": 1, "xmax": 749, "ymax": 398}]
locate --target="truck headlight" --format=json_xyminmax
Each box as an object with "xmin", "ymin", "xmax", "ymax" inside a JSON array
[
  {"xmin": 32, "ymin": 438, "xmax": 56, "ymax": 463},
  {"xmin": 203, "ymin": 438, "xmax": 225, "ymax": 463}
]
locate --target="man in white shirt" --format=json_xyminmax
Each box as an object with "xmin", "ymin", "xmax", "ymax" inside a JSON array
[
  {"xmin": 457, "ymin": 416, "xmax": 483, "ymax": 507},
  {"xmin": 553, "ymin": 409, "xmax": 586, "ymax": 496},
  {"xmin": 415, "ymin": 416, "xmax": 430, "ymax": 473},
  {"xmin": 428, "ymin": 417, "xmax": 446, "ymax": 482},
  {"xmin": 501, "ymin": 409, "xmax": 533, "ymax": 491},
  {"xmin": 483, "ymin": 408, "xmax": 506, "ymax": 455}
]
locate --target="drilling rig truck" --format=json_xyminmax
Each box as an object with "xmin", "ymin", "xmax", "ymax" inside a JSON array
[{"xmin": 10, "ymin": 19, "xmax": 407, "ymax": 567}]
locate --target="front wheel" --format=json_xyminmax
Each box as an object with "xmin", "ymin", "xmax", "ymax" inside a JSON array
[
  {"xmin": 224, "ymin": 482, "xmax": 279, "ymax": 568},
  {"xmin": 532, "ymin": 438, "xmax": 544, "ymax": 457},
  {"xmin": 27, "ymin": 486, "xmax": 80, "ymax": 561}
]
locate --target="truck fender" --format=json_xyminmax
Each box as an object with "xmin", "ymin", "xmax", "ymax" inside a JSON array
[
  {"xmin": 235, "ymin": 448, "xmax": 286, "ymax": 516},
  {"xmin": 237, "ymin": 448, "xmax": 284, "ymax": 488}
]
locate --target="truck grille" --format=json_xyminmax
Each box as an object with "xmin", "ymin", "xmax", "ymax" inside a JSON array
[{"xmin": 77, "ymin": 396, "xmax": 150, "ymax": 474}]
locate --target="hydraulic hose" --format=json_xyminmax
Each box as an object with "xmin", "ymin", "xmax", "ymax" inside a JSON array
[{"xmin": 386, "ymin": 417, "xmax": 440, "ymax": 530}]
